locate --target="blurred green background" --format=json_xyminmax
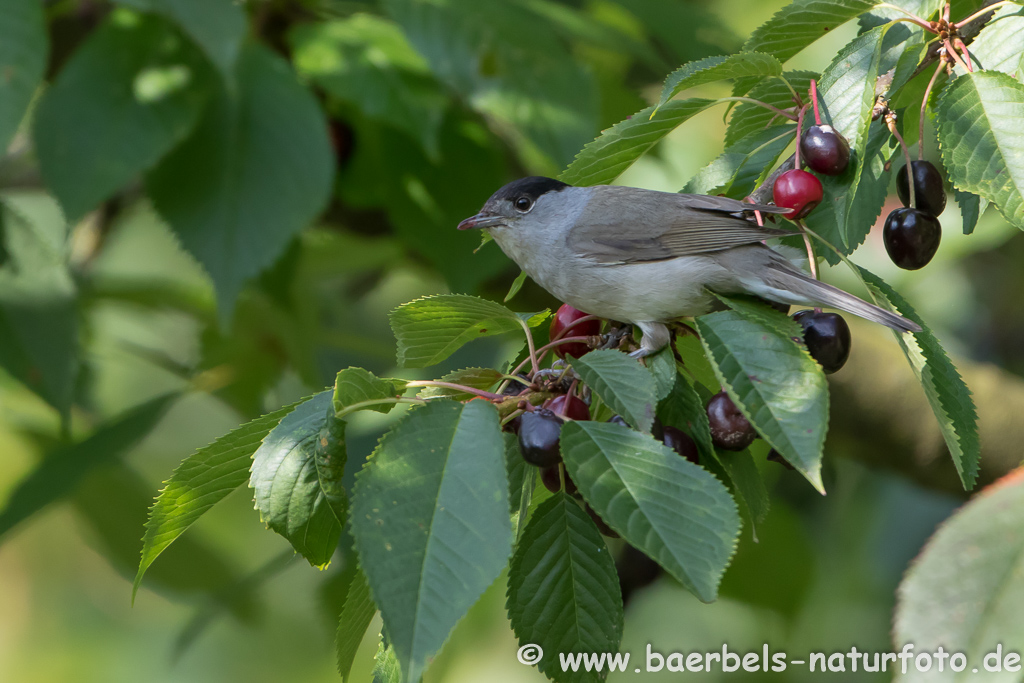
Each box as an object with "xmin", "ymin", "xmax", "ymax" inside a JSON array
[{"xmin": 1, "ymin": 0, "xmax": 1022, "ymax": 681}]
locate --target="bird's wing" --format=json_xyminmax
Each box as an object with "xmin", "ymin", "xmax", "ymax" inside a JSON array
[{"xmin": 567, "ymin": 186, "xmax": 794, "ymax": 264}]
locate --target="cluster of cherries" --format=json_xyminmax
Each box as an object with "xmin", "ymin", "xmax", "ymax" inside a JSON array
[
  {"xmin": 885, "ymin": 161, "xmax": 945, "ymax": 269},
  {"xmin": 772, "ymin": 122, "xmax": 849, "ymax": 220}
]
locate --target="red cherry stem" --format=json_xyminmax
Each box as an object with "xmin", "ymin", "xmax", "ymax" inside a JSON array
[
  {"xmin": 886, "ymin": 115, "xmax": 917, "ymax": 209},
  {"xmin": 919, "ymin": 61, "xmax": 945, "ymax": 160},
  {"xmin": 875, "ymin": 3, "xmax": 939, "ymax": 31},
  {"xmin": 552, "ymin": 314, "xmax": 603, "ymax": 340},
  {"xmin": 404, "ymin": 380, "xmax": 506, "ymax": 400},
  {"xmin": 809, "ymin": 79, "xmax": 822, "ymax": 126},
  {"xmin": 510, "ymin": 336, "xmax": 594, "ymax": 376},
  {"xmin": 944, "ymin": 37, "xmax": 973, "ymax": 73},
  {"xmin": 953, "ymin": 37, "xmax": 975, "ymax": 72},
  {"xmin": 515, "ymin": 317, "xmax": 541, "ymax": 377},
  {"xmin": 795, "ymin": 220, "xmax": 819, "ymax": 282},
  {"xmin": 955, "ymin": 0, "xmax": 1016, "ymax": 28}
]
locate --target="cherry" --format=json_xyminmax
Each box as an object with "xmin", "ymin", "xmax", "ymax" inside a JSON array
[
  {"xmin": 585, "ymin": 504, "xmax": 619, "ymax": 538},
  {"xmin": 800, "ymin": 125, "xmax": 850, "ymax": 176},
  {"xmin": 706, "ymin": 391, "xmax": 756, "ymax": 451},
  {"xmin": 792, "ymin": 310, "xmax": 851, "ymax": 374},
  {"xmin": 883, "ymin": 208, "xmax": 941, "ymax": 270},
  {"xmin": 617, "ymin": 545, "xmax": 661, "ymax": 607},
  {"xmin": 661, "ymin": 426, "xmax": 699, "ymax": 464},
  {"xmin": 773, "ymin": 169, "xmax": 823, "ymax": 220},
  {"xmin": 549, "ymin": 304, "xmax": 600, "ymax": 359},
  {"xmin": 543, "ymin": 394, "xmax": 590, "ymax": 421},
  {"xmin": 540, "ymin": 465, "xmax": 578, "ymax": 495},
  {"xmin": 896, "ymin": 161, "xmax": 946, "ymax": 216},
  {"xmin": 518, "ymin": 408, "xmax": 563, "ymax": 467}
]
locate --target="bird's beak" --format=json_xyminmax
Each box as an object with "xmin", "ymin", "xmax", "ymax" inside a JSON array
[{"xmin": 457, "ymin": 212, "xmax": 504, "ymax": 230}]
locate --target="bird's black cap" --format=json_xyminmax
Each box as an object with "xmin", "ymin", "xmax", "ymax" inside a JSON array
[{"xmin": 492, "ymin": 176, "xmax": 571, "ymax": 202}]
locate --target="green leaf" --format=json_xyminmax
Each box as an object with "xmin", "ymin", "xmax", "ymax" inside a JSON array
[
  {"xmin": 506, "ymin": 492, "xmax": 623, "ymax": 683},
  {"xmin": 646, "ymin": 347, "xmax": 678, "ymax": 403},
  {"xmin": 674, "ymin": 334, "xmax": 720, "ymax": 392},
  {"xmin": 0, "ymin": 395, "xmax": 175, "ymax": 542},
  {"xmin": 291, "ymin": 15, "xmax": 447, "ymax": 158},
  {"xmin": 389, "ymin": 294, "xmax": 533, "ymax": 368},
  {"xmin": 351, "ymin": 400, "xmax": 512, "ymax": 683},
  {"xmin": 417, "ymin": 368, "xmax": 503, "ymax": 400},
  {"xmin": 718, "ymin": 449, "xmax": 770, "ymax": 533},
  {"xmin": 504, "ymin": 433, "xmax": 530, "ymax": 517},
  {"xmin": 967, "ymin": 5, "xmax": 1024, "ymax": 83},
  {"xmin": 657, "ymin": 374, "xmax": 716, "ymax": 465},
  {"xmin": 711, "ymin": 293, "xmax": 803, "ymax": 339},
  {"xmin": 334, "ymin": 367, "xmax": 406, "ymax": 415},
  {"xmin": 656, "ymin": 53, "xmax": 782, "ymax": 109},
  {"xmin": 34, "ymin": 13, "xmax": 210, "ymax": 222},
  {"xmin": 147, "ymin": 44, "xmax": 334, "ymax": 318},
  {"xmin": 134, "ymin": 394, "xmax": 318, "ymax": 600},
  {"xmin": 935, "ymin": 71, "xmax": 1024, "ymax": 228},
  {"xmin": 0, "ymin": 205, "xmax": 78, "ymax": 419},
  {"xmin": 895, "ymin": 469, "xmax": 1024, "ymax": 680},
  {"xmin": 504, "ymin": 270, "xmax": 528, "ymax": 303},
  {"xmin": 955, "ymin": 187, "xmax": 988, "ymax": 235},
  {"xmin": 570, "ymin": 350, "xmax": 658, "ymax": 433},
  {"xmin": 148, "ymin": 0, "xmax": 246, "ymax": 80},
  {"xmin": 336, "ymin": 567, "xmax": 377, "ymax": 682},
  {"xmin": 860, "ymin": 269, "xmax": 980, "ymax": 490},
  {"xmin": 683, "ymin": 124, "xmax": 795, "ymax": 198},
  {"xmin": 0, "ymin": 0, "xmax": 46, "ymax": 150},
  {"xmin": 725, "ymin": 71, "xmax": 816, "ymax": 147},
  {"xmin": 741, "ymin": 0, "xmax": 877, "ymax": 71},
  {"xmin": 559, "ymin": 98, "xmax": 717, "ymax": 187},
  {"xmin": 560, "ymin": 421, "xmax": 740, "ymax": 603},
  {"xmin": 695, "ymin": 309, "xmax": 828, "ymax": 492},
  {"xmin": 373, "ymin": 641, "xmax": 402, "ymax": 683},
  {"xmin": 251, "ymin": 392, "xmax": 347, "ymax": 567}
]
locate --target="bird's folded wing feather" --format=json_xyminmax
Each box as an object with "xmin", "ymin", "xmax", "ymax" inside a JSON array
[{"xmin": 567, "ymin": 187, "xmax": 794, "ymax": 263}]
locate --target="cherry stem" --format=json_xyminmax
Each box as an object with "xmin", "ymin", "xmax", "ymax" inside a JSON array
[
  {"xmin": 919, "ymin": 61, "xmax": 945, "ymax": 160},
  {"xmin": 887, "ymin": 116, "xmax": 917, "ymax": 209},
  {"xmin": 510, "ymin": 335, "xmax": 593, "ymax": 376},
  {"xmin": 500, "ymin": 409, "xmax": 524, "ymax": 427},
  {"xmin": 875, "ymin": 3, "xmax": 937, "ymax": 30},
  {"xmin": 777, "ymin": 74, "xmax": 802, "ymax": 106},
  {"xmin": 404, "ymin": 380, "xmax": 505, "ymax": 400},
  {"xmin": 716, "ymin": 97, "xmax": 798, "ymax": 121},
  {"xmin": 944, "ymin": 37, "xmax": 973, "ymax": 73},
  {"xmin": 944, "ymin": 2, "xmax": 951, "ymax": 23},
  {"xmin": 794, "ymin": 104, "xmax": 808, "ymax": 169},
  {"xmin": 955, "ymin": 0, "xmax": 1015, "ymax": 28},
  {"xmin": 796, "ymin": 220, "xmax": 819, "ymax": 281},
  {"xmin": 809, "ymin": 79, "xmax": 823, "ymax": 126},
  {"xmin": 954, "ymin": 37, "xmax": 975, "ymax": 71},
  {"xmin": 337, "ymin": 396, "xmax": 426, "ymax": 418},
  {"xmin": 551, "ymin": 314, "xmax": 602, "ymax": 340},
  {"xmin": 516, "ymin": 317, "xmax": 540, "ymax": 377}
]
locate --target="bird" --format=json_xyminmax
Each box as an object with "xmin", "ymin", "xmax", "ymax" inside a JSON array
[{"xmin": 458, "ymin": 176, "xmax": 919, "ymax": 357}]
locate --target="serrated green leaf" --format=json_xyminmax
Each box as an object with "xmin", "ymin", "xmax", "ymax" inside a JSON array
[
  {"xmin": 334, "ymin": 367, "xmax": 406, "ymax": 415},
  {"xmin": 712, "ymin": 293, "xmax": 803, "ymax": 339},
  {"xmin": 0, "ymin": 394, "xmax": 175, "ymax": 543},
  {"xmin": 718, "ymin": 449, "xmax": 770, "ymax": 534},
  {"xmin": 417, "ymin": 367, "xmax": 503, "ymax": 400},
  {"xmin": 373, "ymin": 641, "xmax": 402, "ymax": 683},
  {"xmin": 251, "ymin": 392, "xmax": 347, "ymax": 567},
  {"xmin": 351, "ymin": 400, "xmax": 511, "ymax": 683},
  {"xmin": 570, "ymin": 350, "xmax": 658, "ymax": 433},
  {"xmin": 389, "ymin": 294, "xmax": 531, "ymax": 368},
  {"xmin": 725, "ymin": 71, "xmax": 816, "ymax": 147},
  {"xmin": 0, "ymin": 0, "xmax": 46, "ymax": 151},
  {"xmin": 504, "ymin": 433, "xmax": 530, "ymax": 516},
  {"xmin": 336, "ymin": 567, "xmax": 377, "ymax": 682},
  {"xmin": 506, "ymin": 492, "xmax": 623, "ymax": 683},
  {"xmin": 955, "ymin": 187, "xmax": 988, "ymax": 235},
  {"xmin": 684, "ymin": 124, "xmax": 795, "ymax": 198},
  {"xmin": 134, "ymin": 395, "xmax": 317, "ymax": 600},
  {"xmin": 290, "ymin": 15, "xmax": 447, "ymax": 157},
  {"xmin": 895, "ymin": 469, "xmax": 1024, "ymax": 682},
  {"xmin": 968, "ymin": 5, "xmax": 1024, "ymax": 83},
  {"xmin": 147, "ymin": 43, "xmax": 334, "ymax": 319},
  {"xmin": 656, "ymin": 53, "xmax": 782, "ymax": 109},
  {"xmin": 559, "ymin": 99, "xmax": 717, "ymax": 187},
  {"xmin": 561, "ymin": 421, "xmax": 740, "ymax": 602},
  {"xmin": 860, "ymin": 269, "xmax": 979, "ymax": 489},
  {"xmin": 696, "ymin": 310, "xmax": 828, "ymax": 492},
  {"xmin": 34, "ymin": 14, "xmax": 210, "ymax": 222},
  {"xmin": 741, "ymin": 0, "xmax": 877, "ymax": 75},
  {"xmin": 674, "ymin": 334, "xmax": 720, "ymax": 392},
  {"xmin": 646, "ymin": 347, "xmax": 678, "ymax": 402},
  {"xmin": 935, "ymin": 71, "xmax": 1024, "ymax": 228},
  {"xmin": 0, "ymin": 205, "xmax": 78, "ymax": 420}
]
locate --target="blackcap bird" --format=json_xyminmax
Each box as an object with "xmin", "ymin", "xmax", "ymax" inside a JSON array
[{"xmin": 458, "ymin": 176, "xmax": 920, "ymax": 357}]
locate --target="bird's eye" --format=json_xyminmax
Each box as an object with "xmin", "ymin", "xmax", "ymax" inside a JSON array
[{"xmin": 514, "ymin": 196, "xmax": 533, "ymax": 212}]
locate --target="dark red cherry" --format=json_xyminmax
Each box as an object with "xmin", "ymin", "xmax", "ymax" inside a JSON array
[
  {"xmin": 661, "ymin": 426, "xmax": 699, "ymax": 464},
  {"xmin": 543, "ymin": 394, "xmax": 590, "ymax": 421},
  {"xmin": 773, "ymin": 169, "xmax": 823, "ymax": 220},
  {"xmin": 550, "ymin": 304, "xmax": 600, "ymax": 359},
  {"xmin": 883, "ymin": 207, "xmax": 941, "ymax": 270},
  {"xmin": 800, "ymin": 125, "xmax": 850, "ymax": 176},
  {"xmin": 706, "ymin": 391, "xmax": 756, "ymax": 451},
  {"xmin": 792, "ymin": 310, "xmax": 851, "ymax": 374},
  {"xmin": 518, "ymin": 408, "xmax": 563, "ymax": 467},
  {"xmin": 896, "ymin": 161, "xmax": 946, "ymax": 216}
]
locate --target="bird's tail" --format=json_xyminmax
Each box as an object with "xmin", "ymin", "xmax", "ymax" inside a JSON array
[{"xmin": 761, "ymin": 262, "xmax": 921, "ymax": 333}]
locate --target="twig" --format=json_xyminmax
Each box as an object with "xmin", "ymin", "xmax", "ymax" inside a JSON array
[
  {"xmin": 919, "ymin": 62, "xmax": 945, "ymax": 160},
  {"xmin": 910, "ymin": 0, "xmax": 1005, "ymax": 78}
]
